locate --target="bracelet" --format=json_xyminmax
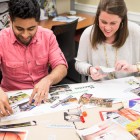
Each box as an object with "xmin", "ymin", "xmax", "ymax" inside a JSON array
[{"xmin": 136, "ymin": 62, "xmax": 140, "ymax": 73}]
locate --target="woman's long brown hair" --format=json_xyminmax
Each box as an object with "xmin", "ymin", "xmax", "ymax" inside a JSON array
[{"xmin": 90, "ymin": 0, "xmax": 129, "ymax": 49}]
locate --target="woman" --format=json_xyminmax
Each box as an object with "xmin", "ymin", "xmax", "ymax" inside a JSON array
[{"xmin": 75, "ymin": 0, "xmax": 140, "ymax": 81}]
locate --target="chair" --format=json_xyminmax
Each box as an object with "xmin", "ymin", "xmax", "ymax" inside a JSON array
[
  {"xmin": 52, "ymin": 19, "xmax": 81, "ymax": 82},
  {"xmin": 51, "ymin": 19, "xmax": 78, "ymax": 62}
]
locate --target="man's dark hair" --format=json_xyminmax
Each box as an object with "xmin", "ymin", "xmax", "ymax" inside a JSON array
[{"xmin": 8, "ymin": 0, "xmax": 40, "ymax": 22}]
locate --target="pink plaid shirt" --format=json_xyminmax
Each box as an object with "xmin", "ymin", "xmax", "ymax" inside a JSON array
[{"xmin": 0, "ymin": 26, "xmax": 67, "ymax": 91}]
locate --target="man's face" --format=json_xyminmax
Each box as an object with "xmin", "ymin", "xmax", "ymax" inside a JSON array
[{"xmin": 12, "ymin": 17, "xmax": 38, "ymax": 46}]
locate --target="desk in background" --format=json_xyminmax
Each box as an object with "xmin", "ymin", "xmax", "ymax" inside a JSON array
[
  {"xmin": 39, "ymin": 13, "xmax": 95, "ymax": 42},
  {"xmin": 39, "ymin": 13, "xmax": 94, "ymax": 31}
]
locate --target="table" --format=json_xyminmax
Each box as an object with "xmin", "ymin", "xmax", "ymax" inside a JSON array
[
  {"xmin": 0, "ymin": 103, "xmax": 123, "ymax": 140},
  {"xmin": 1, "ymin": 76, "xmax": 139, "ymax": 140},
  {"xmin": 39, "ymin": 13, "xmax": 95, "ymax": 30}
]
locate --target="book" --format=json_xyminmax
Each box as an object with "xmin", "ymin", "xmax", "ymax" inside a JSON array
[{"xmin": 76, "ymin": 120, "xmax": 136, "ymax": 140}]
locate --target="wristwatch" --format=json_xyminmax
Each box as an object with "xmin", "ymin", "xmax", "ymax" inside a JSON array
[{"xmin": 136, "ymin": 62, "xmax": 140, "ymax": 73}]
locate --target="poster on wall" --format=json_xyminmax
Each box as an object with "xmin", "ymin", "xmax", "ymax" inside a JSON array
[
  {"xmin": 37, "ymin": 0, "xmax": 57, "ymax": 18},
  {"xmin": 0, "ymin": 0, "xmax": 10, "ymax": 30}
]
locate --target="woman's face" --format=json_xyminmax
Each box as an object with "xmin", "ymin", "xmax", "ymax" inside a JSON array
[{"xmin": 98, "ymin": 11, "xmax": 122, "ymax": 43}]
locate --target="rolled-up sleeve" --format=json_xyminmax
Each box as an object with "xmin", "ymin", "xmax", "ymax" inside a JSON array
[
  {"xmin": 75, "ymin": 26, "xmax": 92, "ymax": 75},
  {"xmin": 48, "ymin": 33, "xmax": 68, "ymax": 69}
]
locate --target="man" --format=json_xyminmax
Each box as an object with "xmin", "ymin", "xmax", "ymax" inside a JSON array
[{"xmin": 0, "ymin": 0, "xmax": 68, "ymax": 117}]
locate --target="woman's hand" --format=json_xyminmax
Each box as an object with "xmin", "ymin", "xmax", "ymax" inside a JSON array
[
  {"xmin": 89, "ymin": 66, "xmax": 107, "ymax": 80},
  {"xmin": 115, "ymin": 60, "xmax": 137, "ymax": 73}
]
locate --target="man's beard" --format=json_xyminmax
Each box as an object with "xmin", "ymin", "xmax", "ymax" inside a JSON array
[{"xmin": 16, "ymin": 35, "xmax": 32, "ymax": 46}]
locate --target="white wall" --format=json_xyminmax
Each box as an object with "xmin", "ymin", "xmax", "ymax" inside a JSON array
[
  {"xmin": 76, "ymin": 0, "xmax": 140, "ymax": 12},
  {"xmin": 75, "ymin": 0, "xmax": 140, "ymax": 24},
  {"xmin": 56, "ymin": 0, "xmax": 70, "ymax": 14}
]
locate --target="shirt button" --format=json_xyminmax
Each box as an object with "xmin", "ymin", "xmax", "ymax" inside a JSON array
[
  {"xmin": 28, "ymin": 61, "xmax": 30, "ymax": 63},
  {"xmin": 29, "ymin": 73, "xmax": 32, "ymax": 75}
]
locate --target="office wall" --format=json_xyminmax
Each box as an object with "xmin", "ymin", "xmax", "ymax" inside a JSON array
[
  {"xmin": 56, "ymin": 0, "xmax": 70, "ymax": 14},
  {"xmin": 75, "ymin": 0, "xmax": 140, "ymax": 24},
  {"xmin": 76, "ymin": 0, "xmax": 140, "ymax": 13},
  {"xmin": 125, "ymin": 0, "xmax": 140, "ymax": 12},
  {"xmin": 76, "ymin": 0, "xmax": 98, "ymax": 5}
]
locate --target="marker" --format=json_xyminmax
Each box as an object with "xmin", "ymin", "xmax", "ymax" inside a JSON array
[{"xmin": 80, "ymin": 116, "xmax": 85, "ymax": 123}]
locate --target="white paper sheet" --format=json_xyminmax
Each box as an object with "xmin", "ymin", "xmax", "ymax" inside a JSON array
[{"xmin": 90, "ymin": 76, "xmax": 139, "ymax": 99}]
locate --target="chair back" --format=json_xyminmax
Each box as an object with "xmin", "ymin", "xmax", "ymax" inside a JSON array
[{"xmin": 51, "ymin": 19, "xmax": 78, "ymax": 62}]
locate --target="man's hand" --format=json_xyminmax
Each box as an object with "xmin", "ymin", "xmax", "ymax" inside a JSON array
[
  {"xmin": 29, "ymin": 65, "xmax": 67, "ymax": 106},
  {"xmin": 29, "ymin": 77, "xmax": 50, "ymax": 106},
  {"xmin": 0, "ymin": 89, "xmax": 13, "ymax": 117}
]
